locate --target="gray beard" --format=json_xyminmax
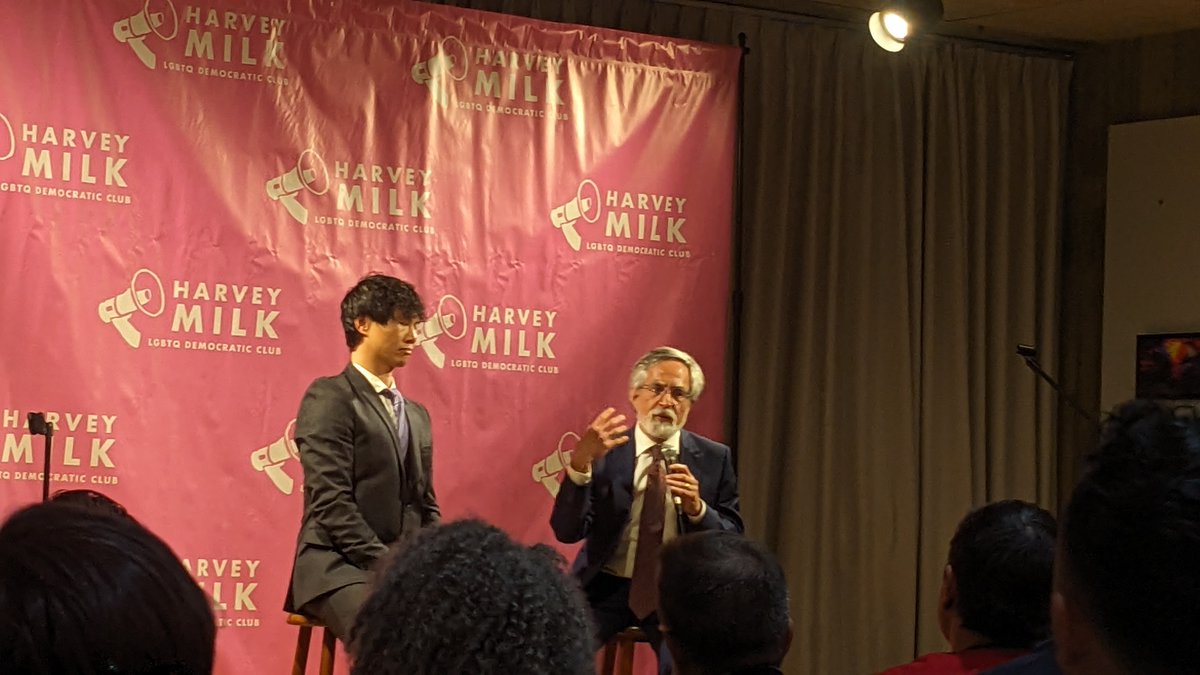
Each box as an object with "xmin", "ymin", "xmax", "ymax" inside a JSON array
[{"xmin": 640, "ymin": 416, "xmax": 681, "ymax": 441}]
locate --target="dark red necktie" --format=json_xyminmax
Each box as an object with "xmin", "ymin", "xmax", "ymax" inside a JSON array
[{"xmin": 628, "ymin": 444, "xmax": 666, "ymax": 619}]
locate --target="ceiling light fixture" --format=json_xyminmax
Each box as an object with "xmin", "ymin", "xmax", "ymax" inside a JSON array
[{"xmin": 869, "ymin": 0, "xmax": 945, "ymax": 52}]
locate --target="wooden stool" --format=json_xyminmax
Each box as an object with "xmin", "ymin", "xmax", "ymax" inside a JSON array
[
  {"xmin": 287, "ymin": 613, "xmax": 336, "ymax": 675},
  {"xmin": 601, "ymin": 627, "xmax": 650, "ymax": 675}
]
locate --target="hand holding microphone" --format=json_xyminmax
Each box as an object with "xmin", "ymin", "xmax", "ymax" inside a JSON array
[{"xmin": 662, "ymin": 448, "xmax": 702, "ymax": 518}]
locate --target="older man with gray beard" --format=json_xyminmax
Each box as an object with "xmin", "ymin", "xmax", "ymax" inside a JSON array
[{"xmin": 551, "ymin": 346, "xmax": 744, "ymax": 675}]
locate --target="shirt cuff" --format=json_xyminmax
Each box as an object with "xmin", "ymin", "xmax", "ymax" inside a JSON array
[
  {"xmin": 687, "ymin": 500, "xmax": 708, "ymax": 523},
  {"xmin": 565, "ymin": 463, "xmax": 592, "ymax": 486}
]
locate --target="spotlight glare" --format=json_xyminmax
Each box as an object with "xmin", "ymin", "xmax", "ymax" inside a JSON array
[
  {"xmin": 868, "ymin": 1, "xmax": 944, "ymax": 53},
  {"xmin": 868, "ymin": 11, "xmax": 906, "ymax": 52},
  {"xmin": 883, "ymin": 12, "xmax": 909, "ymax": 40}
]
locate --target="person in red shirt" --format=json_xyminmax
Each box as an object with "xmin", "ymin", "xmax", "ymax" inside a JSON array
[{"xmin": 879, "ymin": 500, "xmax": 1057, "ymax": 675}]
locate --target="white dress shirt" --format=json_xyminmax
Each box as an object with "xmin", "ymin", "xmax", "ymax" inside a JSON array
[
  {"xmin": 566, "ymin": 425, "xmax": 707, "ymax": 578},
  {"xmin": 352, "ymin": 362, "xmax": 402, "ymax": 424}
]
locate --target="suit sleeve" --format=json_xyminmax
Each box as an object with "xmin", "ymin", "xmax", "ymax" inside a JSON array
[
  {"xmin": 296, "ymin": 379, "xmax": 389, "ymax": 568},
  {"xmin": 687, "ymin": 446, "xmax": 744, "ymax": 534},
  {"xmin": 549, "ymin": 463, "xmax": 595, "ymax": 543},
  {"xmin": 419, "ymin": 408, "xmax": 440, "ymax": 526}
]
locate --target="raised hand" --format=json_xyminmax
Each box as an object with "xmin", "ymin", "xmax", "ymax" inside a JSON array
[{"xmin": 569, "ymin": 407, "xmax": 629, "ymax": 472}]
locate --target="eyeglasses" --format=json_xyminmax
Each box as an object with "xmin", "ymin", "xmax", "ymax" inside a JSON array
[{"xmin": 637, "ymin": 383, "xmax": 692, "ymax": 402}]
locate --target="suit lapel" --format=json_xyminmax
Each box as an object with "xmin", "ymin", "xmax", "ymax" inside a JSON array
[
  {"xmin": 679, "ymin": 430, "xmax": 701, "ymax": 477},
  {"xmin": 343, "ymin": 365, "xmax": 403, "ymax": 466},
  {"xmin": 607, "ymin": 438, "xmax": 637, "ymax": 510}
]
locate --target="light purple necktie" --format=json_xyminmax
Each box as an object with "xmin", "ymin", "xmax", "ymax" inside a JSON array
[{"xmin": 382, "ymin": 387, "xmax": 409, "ymax": 462}]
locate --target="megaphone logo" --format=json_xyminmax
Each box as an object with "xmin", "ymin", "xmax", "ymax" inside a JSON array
[
  {"xmin": 98, "ymin": 268, "xmax": 166, "ymax": 348},
  {"xmin": 112, "ymin": 0, "xmax": 179, "ymax": 70},
  {"xmin": 250, "ymin": 419, "xmax": 300, "ymax": 495},
  {"xmin": 414, "ymin": 294, "xmax": 468, "ymax": 368},
  {"xmin": 549, "ymin": 179, "xmax": 601, "ymax": 251},
  {"xmin": 531, "ymin": 431, "xmax": 580, "ymax": 497},
  {"xmin": 411, "ymin": 36, "xmax": 469, "ymax": 109},
  {"xmin": 266, "ymin": 149, "xmax": 330, "ymax": 225},
  {"xmin": 0, "ymin": 112, "xmax": 15, "ymax": 162}
]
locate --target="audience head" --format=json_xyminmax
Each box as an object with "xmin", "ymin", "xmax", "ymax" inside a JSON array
[
  {"xmin": 350, "ymin": 519, "xmax": 593, "ymax": 675},
  {"xmin": 50, "ymin": 488, "xmax": 130, "ymax": 518},
  {"xmin": 1053, "ymin": 400, "xmax": 1200, "ymax": 675},
  {"xmin": 657, "ymin": 531, "xmax": 791, "ymax": 675},
  {"xmin": 0, "ymin": 502, "xmax": 215, "ymax": 674},
  {"xmin": 938, "ymin": 499, "xmax": 1056, "ymax": 650}
]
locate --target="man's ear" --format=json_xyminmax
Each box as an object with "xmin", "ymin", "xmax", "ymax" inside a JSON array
[
  {"xmin": 354, "ymin": 316, "xmax": 372, "ymax": 337},
  {"xmin": 940, "ymin": 564, "xmax": 957, "ymax": 610}
]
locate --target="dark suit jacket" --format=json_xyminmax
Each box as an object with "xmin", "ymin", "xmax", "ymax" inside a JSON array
[
  {"xmin": 980, "ymin": 642, "xmax": 1061, "ymax": 675},
  {"xmin": 549, "ymin": 429, "xmax": 743, "ymax": 587},
  {"xmin": 285, "ymin": 364, "xmax": 439, "ymax": 612}
]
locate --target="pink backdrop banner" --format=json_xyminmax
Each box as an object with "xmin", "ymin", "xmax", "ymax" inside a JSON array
[{"xmin": 0, "ymin": 1, "xmax": 737, "ymax": 671}]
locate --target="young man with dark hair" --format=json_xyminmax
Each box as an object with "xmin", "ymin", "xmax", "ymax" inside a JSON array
[
  {"xmin": 657, "ymin": 531, "xmax": 791, "ymax": 675},
  {"xmin": 0, "ymin": 502, "xmax": 215, "ymax": 674},
  {"xmin": 880, "ymin": 500, "xmax": 1057, "ymax": 674},
  {"xmin": 284, "ymin": 274, "xmax": 440, "ymax": 643},
  {"xmin": 1049, "ymin": 400, "xmax": 1200, "ymax": 675},
  {"xmin": 350, "ymin": 519, "xmax": 594, "ymax": 675}
]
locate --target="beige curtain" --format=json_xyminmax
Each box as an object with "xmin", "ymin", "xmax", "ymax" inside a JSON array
[{"xmin": 428, "ymin": 1, "xmax": 1071, "ymax": 671}]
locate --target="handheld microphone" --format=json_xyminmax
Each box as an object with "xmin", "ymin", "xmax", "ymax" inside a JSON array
[{"xmin": 661, "ymin": 445, "xmax": 684, "ymax": 516}]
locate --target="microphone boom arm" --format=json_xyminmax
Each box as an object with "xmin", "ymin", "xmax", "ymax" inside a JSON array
[{"xmin": 1016, "ymin": 344, "xmax": 1100, "ymax": 427}]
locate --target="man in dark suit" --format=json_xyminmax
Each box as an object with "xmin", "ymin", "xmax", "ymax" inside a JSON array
[
  {"xmin": 551, "ymin": 346, "xmax": 743, "ymax": 674},
  {"xmin": 284, "ymin": 274, "xmax": 440, "ymax": 643}
]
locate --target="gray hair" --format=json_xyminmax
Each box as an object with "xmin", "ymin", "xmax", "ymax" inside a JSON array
[{"xmin": 628, "ymin": 346, "xmax": 705, "ymax": 400}]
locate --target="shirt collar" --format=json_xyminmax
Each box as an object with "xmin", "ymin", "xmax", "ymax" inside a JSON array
[
  {"xmin": 352, "ymin": 362, "xmax": 398, "ymax": 396},
  {"xmin": 634, "ymin": 424, "xmax": 681, "ymax": 457}
]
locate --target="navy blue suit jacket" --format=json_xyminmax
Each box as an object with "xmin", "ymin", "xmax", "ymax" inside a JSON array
[{"xmin": 550, "ymin": 429, "xmax": 743, "ymax": 587}]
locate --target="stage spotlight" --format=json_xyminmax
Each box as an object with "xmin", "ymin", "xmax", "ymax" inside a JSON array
[{"xmin": 869, "ymin": 0, "xmax": 944, "ymax": 52}]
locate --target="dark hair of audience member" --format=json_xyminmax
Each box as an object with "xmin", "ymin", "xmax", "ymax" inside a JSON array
[
  {"xmin": 1061, "ymin": 400, "xmax": 1200, "ymax": 673},
  {"xmin": 340, "ymin": 274, "xmax": 426, "ymax": 349},
  {"xmin": 658, "ymin": 531, "xmax": 791, "ymax": 674},
  {"xmin": 947, "ymin": 499, "xmax": 1056, "ymax": 649},
  {"xmin": 350, "ymin": 519, "xmax": 593, "ymax": 675},
  {"xmin": 50, "ymin": 488, "xmax": 130, "ymax": 518},
  {"xmin": 0, "ymin": 502, "xmax": 215, "ymax": 674}
]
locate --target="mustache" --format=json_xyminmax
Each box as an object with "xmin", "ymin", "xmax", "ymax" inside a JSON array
[{"xmin": 650, "ymin": 407, "xmax": 678, "ymax": 422}]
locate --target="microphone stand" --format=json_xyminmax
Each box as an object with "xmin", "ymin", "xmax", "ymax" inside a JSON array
[
  {"xmin": 1016, "ymin": 345, "xmax": 1100, "ymax": 427},
  {"xmin": 28, "ymin": 413, "xmax": 54, "ymax": 502}
]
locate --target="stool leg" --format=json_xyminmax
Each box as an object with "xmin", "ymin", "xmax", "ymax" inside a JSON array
[
  {"xmin": 292, "ymin": 625, "xmax": 312, "ymax": 675},
  {"xmin": 617, "ymin": 640, "xmax": 636, "ymax": 675},
  {"xmin": 319, "ymin": 627, "xmax": 337, "ymax": 675},
  {"xmin": 601, "ymin": 640, "xmax": 617, "ymax": 675}
]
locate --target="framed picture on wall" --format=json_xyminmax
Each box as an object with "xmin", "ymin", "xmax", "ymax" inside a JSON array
[{"xmin": 1136, "ymin": 332, "xmax": 1200, "ymax": 400}]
